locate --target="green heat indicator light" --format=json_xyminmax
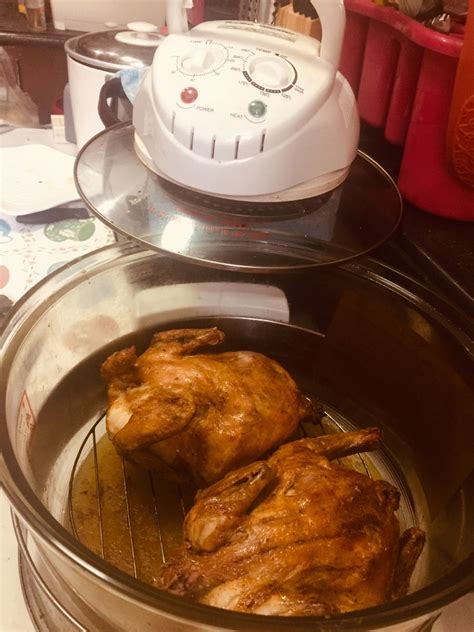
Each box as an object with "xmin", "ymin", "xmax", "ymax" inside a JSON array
[{"xmin": 248, "ymin": 100, "xmax": 267, "ymax": 118}]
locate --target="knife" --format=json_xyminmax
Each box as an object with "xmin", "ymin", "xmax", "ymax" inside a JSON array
[{"xmin": 15, "ymin": 203, "xmax": 90, "ymax": 225}]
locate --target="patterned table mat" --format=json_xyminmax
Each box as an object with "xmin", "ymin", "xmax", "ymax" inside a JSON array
[{"xmin": 0, "ymin": 211, "xmax": 116, "ymax": 320}]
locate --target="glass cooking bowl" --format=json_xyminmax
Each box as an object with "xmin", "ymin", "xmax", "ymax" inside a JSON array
[{"xmin": 1, "ymin": 242, "xmax": 473, "ymax": 631}]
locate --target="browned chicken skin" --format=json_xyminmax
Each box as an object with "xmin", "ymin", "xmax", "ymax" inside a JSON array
[
  {"xmin": 157, "ymin": 429, "xmax": 425, "ymax": 616},
  {"xmin": 101, "ymin": 328, "xmax": 313, "ymax": 485}
]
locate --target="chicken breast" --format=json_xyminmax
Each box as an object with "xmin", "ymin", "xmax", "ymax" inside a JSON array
[
  {"xmin": 101, "ymin": 327, "xmax": 314, "ymax": 485},
  {"xmin": 157, "ymin": 428, "xmax": 425, "ymax": 615}
]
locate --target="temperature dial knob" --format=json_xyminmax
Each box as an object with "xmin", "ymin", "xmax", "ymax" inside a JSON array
[
  {"xmin": 247, "ymin": 55, "xmax": 294, "ymax": 90},
  {"xmin": 179, "ymin": 45, "xmax": 227, "ymax": 75}
]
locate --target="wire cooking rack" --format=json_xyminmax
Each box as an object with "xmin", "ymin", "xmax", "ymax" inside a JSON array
[{"xmin": 68, "ymin": 411, "xmax": 377, "ymax": 585}]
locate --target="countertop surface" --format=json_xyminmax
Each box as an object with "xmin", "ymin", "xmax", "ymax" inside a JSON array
[
  {"xmin": 0, "ymin": 127, "xmax": 116, "ymax": 319},
  {"xmin": 358, "ymin": 124, "xmax": 474, "ymax": 314},
  {"xmin": 0, "ymin": 127, "xmax": 114, "ymax": 632}
]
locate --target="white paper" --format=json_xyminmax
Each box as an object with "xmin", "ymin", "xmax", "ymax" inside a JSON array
[{"xmin": 0, "ymin": 144, "xmax": 79, "ymax": 215}]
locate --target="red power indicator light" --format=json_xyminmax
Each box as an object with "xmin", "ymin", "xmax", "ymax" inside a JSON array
[{"xmin": 180, "ymin": 87, "xmax": 198, "ymax": 104}]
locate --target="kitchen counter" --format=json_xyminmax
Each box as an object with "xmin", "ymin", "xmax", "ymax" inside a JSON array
[
  {"xmin": 0, "ymin": 126, "xmax": 115, "ymax": 632},
  {"xmin": 0, "ymin": 127, "xmax": 116, "ymax": 321},
  {"xmin": 359, "ymin": 123, "xmax": 474, "ymax": 314},
  {"xmin": 1, "ymin": 492, "xmax": 32, "ymax": 631},
  {"xmin": 399, "ymin": 209, "xmax": 474, "ymax": 311}
]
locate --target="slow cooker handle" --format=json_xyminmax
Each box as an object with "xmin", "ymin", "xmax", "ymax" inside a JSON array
[{"xmin": 98, "ymin": 77, "xmax": 131, "ymax": 128}]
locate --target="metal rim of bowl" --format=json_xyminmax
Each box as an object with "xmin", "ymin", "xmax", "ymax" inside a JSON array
[{"xmin": 1, "ymin": 241, "xmax": 473, "ymax": 632}]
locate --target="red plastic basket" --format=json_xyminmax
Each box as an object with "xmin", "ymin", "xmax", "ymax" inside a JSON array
[{"xmin": 340, "ymin": 0, "xmax": 474, "ymax": 220}]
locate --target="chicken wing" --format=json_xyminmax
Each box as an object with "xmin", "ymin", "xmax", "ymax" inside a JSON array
[
  {"xmin": 158, "ymin": 428, "xmax": 425, "ymax": 615},
  {"xmin": 101, "ymin": 328, "xmax": 314, "ymax": 485}
]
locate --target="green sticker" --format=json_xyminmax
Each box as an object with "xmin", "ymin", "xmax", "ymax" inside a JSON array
[{"xmin": 44, "ymin": 219, "xmax": 96, "ymax": 242}]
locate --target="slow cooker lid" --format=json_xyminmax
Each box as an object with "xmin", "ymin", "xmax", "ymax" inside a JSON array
[
  {"xmin": 74, "ymin": 123, "xmax": 402, "ymax": 273},
  {"xmin": 66, "ymin": 23, "xmax": 161, "ymax": 71}
]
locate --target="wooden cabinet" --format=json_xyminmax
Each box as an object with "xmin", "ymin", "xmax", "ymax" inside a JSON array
[
  {"xmin": 3, "ymin": 44, "xmax": 68, "ymax": 123},
  {"xmin": 1, "ymin": 11, "xmax": 79, "ymax": 123}
]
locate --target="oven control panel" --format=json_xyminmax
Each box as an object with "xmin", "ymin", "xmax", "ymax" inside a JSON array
[{"xmin": 149, "ymin": 20, "xmax": 335, "ymax": 161}]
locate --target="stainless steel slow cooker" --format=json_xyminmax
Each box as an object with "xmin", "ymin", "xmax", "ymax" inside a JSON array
[
  {"xmin": 1, "ymin": 238, "xmax": 473, "ymax": 631},
  {"xmin": 65, "ymin": 23, "xmax": 161, "ymax": 148}
]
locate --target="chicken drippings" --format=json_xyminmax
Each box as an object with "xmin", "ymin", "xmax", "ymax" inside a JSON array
[{"xmin": 69, "ymin": 432, "xmax": 194, "ymax": 583}]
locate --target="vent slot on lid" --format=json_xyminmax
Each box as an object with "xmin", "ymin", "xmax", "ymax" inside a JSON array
[
  {"xmin": 190, "ymin": 127, "xmax": 195, "ymax": 151},
  {"xmin": 171, "ymin": 111, "xmax": 176, "ymax": 135},
  {"xmin": 234, "ymin": 136, "xmax": 241, "ymax": 160},
  {"xmin": 260, "ymin": 131, "xmax": 266, "ymax": 153},
  {"xmin": 211, "ymin": 135, "xmax": 216, "ymax": 159}
]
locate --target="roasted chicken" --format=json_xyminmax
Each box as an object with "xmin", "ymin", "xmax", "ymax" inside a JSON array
[
  {"xmin": 158, "ymin": 428, "xmax": 425, "ymax": 615},
  {"xmin": 101, "ymin": 327, "xmax": 313, "ymax": 485}
]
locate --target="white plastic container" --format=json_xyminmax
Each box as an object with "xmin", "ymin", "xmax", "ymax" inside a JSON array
[{"xmin": 51, "ymin": 0, "xmax": 167, "ymax": 31}]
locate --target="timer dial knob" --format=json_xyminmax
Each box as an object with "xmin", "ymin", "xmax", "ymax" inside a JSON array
[
  {"xmin": 247, "ymin": 55, "xmax": 294, "ymax": 90},
  {"xmin": 179, "ymin": 45, "xmax": 226, "ymax": 75}
]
